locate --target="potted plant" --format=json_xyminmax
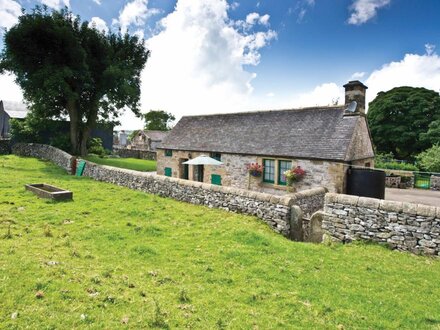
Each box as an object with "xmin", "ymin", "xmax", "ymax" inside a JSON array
[
  {"xmin": 247, "ymin": 163, "xmax": 264, "ymax": 177},
  {"xmin": 284, "ymin": 166, "xmax": 306, "ymax": 186}
]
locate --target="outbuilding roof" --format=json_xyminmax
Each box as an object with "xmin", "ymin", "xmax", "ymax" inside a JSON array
[
  {"xmin": 160, "ymin": 106, "xmax": 373, "ymax": 162},
  {"xmin": 143, "ymin": 130, "xmax": 169, "ymax": 141}
]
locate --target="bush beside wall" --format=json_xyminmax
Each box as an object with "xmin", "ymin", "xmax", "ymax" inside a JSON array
[{"xmin": 0, "ymin": 139, "xmax": 11, "ymax": 155}]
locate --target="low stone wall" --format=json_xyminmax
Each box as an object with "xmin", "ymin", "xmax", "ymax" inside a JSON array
[
  {"xmin": 385, "ymin": 176, "xmax": 401, "ymax": 188},
  {"xmin": 431, "ymin": 176, "xmax": 440, "ymax": 191},
  {"xmin": 113, "ymin": 147, "xmax": 156, "ymax": 160},
  {"xmin": 323, "ymin": 193, "xmax": 440, "ymax": 256},
  {"xmin": 0, "ymin": 139, "xmax": 11, "ymax": 155},
  {"xmin": 12, "ymin": 143, "xmax": 75, "ymax": 173},
  {"xmin": 289, "ymin": 187, "xmax": 327, "ymax": 241},
  {"xmin": 291, "ymin": 187, "xmax": 327, "ymax": 217}
]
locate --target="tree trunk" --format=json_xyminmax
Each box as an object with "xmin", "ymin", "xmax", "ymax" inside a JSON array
[
  {"xmin": 67, "ymin": 100, "xmax": 81, "ymax": 155},
  {"xmin": 79, "ymin": 127, "xmax": 90, "ymax": 157}
]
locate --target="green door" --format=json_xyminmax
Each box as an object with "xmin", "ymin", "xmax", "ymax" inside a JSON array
[
  {"xmin": 211, "ymin": 174, "xmax": 222, "ymax": 186},
  {"xmin": 164, "ymin": 167, "xmax": 172, "ymax": 177}
]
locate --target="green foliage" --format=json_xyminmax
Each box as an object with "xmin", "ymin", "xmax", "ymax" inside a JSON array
[
  {"xmin": 375, "ymin": 161, "xmax": 419, "ymax": 171},
  {"xmin": 374, "ymin": 152, "xmax": 419, "ymax": 171},
  {"xmin": 144, "ymin": 110, "xmax": 175, "ymax": 131},
  {"xmin": 87, "ymin": 138, "xmax": 107, "ymax": 157},
  {"xmin": 416, "ymin": 144, "xmax": 440, "ymax": 173},
  {"xmin": 84, "ymin": 155, "xmax": 156, "ymax": 172},
  {"xmin": 367, "ymin": 86, "xmax": 440, "ymax": 160},
  {"xmin": 10, "ymin": 115, "xmax": 71, "ymax": 152},
  {"xmin": 0, "ymin": 7, "xmax": 150, "ymax": 155},
  {"xmin": 421, "ymin": 120, "xmax": 440, "ymax": 145},
  {"xmin": 1, "ymin": 155, "xmax": 440, "ymax": 328}
]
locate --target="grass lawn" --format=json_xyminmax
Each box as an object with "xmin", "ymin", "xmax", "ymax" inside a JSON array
[
  {"xmin": 84, "ymin": 155, "xmax": 156, "ymax": 172},
  {"xmin": 1, "ymin": 155, "xmax": 440, "ymax": 329}
]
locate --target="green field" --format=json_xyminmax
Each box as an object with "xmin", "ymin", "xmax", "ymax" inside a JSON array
[
  {"xmin": 84, "ymin": 155, "xmax": 156, "ymax": 172},
  {"xmin": 1, "ymin": 155, "xmax": 440, "ymax": 329}
]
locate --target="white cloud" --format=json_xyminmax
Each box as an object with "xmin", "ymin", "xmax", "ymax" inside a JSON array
[
  {"xmin": 245, "ymin": 12, "xmax": 270, "ymax": 26},
  {"xmin": 88, "ymin": 16, "xmax": 108, "ymax": 33},
  {"xmin": 348, "ymin": 0, "xmax": 390, "ymax": 25},
  {"xmin": 0, "ymin": 73, "xmax": 24, "ymax": 102},
  {"xmin": 93, "ymin": 0, "xmax": 101, "ymax": 5},
  {"xmin": 293, "ymin": 0, "xmax": 316, "ymax": 23},
  {"xmin": 351, "ymin": 71, "xmax": 366, "ymax": 79},
  {"xmin": 291, "ymin": 83, "xmax": 344, "ymax": 108},
  {"xmin": 0, "ymin": 0, "xmax": 21, "ymax": 30},
  {"xmin": 116, "ymin": 0, "xmax": 160, "ymax": 35},
  {"xmin": 116, "ymin": 0, "xmax": 277, "ymax": 128},
  {"xmin": 365, "ymin": 49, "xmax": 440, "ymax": 105},
  {"xmin": 292, "ymin": 47, "xmax": 440, "ymax": 114},
  {"xmin": 425, "ymin": 43, "xmax": 436, "ymax": 56},
  {"xmin": 41, "ymin": 0, "xmax": 70, "ymax": 10}
]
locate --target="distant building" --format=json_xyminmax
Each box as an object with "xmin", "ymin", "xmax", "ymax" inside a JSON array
[
  {"xmin": 0, "ymin": 101, "xmax": 28, "ymax": 138},
  {"xmin": 157, "ymin": 81, "xmax": 375, "ymax": 194},
  {"xmin": 119, "ymin": 131, "xmax": 128, "ymax": 146},
  {"xmin": 131, "ymin": 130, "xmax": 169, "ymax": 151}
]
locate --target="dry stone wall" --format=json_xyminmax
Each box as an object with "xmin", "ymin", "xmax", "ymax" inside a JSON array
[
  {"xmin": 431, "ymin": 176, "xmax": 440, "ymax": 191},
  {"xmin": 12, "ymin": 143, "xmax": 75, "ymax": 173},
  {"xmin": 81, "ymin": 160, "xmax": 295, "ymax": 236},
  {"xmin": 323, "ymin": 193, "xmax": 440, "ymax": 256},
  {"xmin": 113, "ymin": 147, "xmax": 156, "ymax": 160}
]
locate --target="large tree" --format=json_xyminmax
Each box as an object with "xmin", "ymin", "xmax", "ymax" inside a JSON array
[
  {"xmin": 367, "ymin": 86, "xmax": 440, "ymax": 160},
  {"xmin": 143, "ymin": 110, "xmax": 175, "ymax": 131},
  {"xmin": 0, "ymin": 7, "xmax": 150, "ymax": 155}
]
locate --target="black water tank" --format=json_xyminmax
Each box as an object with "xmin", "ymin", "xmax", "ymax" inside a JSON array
[{"xmin": 347, "ymin": 168, "xmax": 385, "ymax": 199}]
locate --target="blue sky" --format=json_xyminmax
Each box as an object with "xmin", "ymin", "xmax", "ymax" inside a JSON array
[{"xmin": 1, "ymin": 0, "xmax": 440, "ymax": 128}]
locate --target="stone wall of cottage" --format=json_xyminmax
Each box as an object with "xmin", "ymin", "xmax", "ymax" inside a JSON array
[
  {"xmin": 12, "ymin": 143, "xmax": 75, "ymax": 173},
  {"xmin": 157, "ymin": 149, "xmax": 349, "ymax": 194},
  {"xmin": 322, "ymin": 193, "xmax": 440, "ymax": 256},
  {"xmin": 0, "ymin": 139, "xmax": 11, "ymax": 155},
  {"xmin": 113, "ymin": 147, "xmax": 156, "ymax": 160}
]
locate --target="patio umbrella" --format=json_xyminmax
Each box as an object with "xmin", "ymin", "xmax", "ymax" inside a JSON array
[{"xmin": 183, "ymin": 155, "xmax": 223, "ymax": 166}]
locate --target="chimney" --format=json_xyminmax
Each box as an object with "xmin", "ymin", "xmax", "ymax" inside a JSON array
[{"xmin": 343, "ymin": 80, "xmax": 368, "ymax": 115}]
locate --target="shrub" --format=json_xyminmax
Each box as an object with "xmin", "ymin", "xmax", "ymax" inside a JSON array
[
  {"xmin": 417, "ymin": 145, "xmax": 440, "ymax": 173},
  {"xmin": 375, "ymin": 161, "xmax": 419, "ymax": 171},
  {"xmin": 87, "ymin": 138, "xmax": 107, "ymax": 157}
]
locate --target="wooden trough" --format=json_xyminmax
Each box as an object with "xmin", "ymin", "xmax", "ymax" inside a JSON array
[{"xmin": 25, "ymin": 184, "xmax": 73, "ymax": 201}]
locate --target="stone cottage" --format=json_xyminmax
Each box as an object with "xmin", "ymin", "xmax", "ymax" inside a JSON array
[
  {"xmin": 157, "ymin": 81, "xmax": 374, "ymax": 194},
  {"xmin": 131, "ymin": 130, "xmax": 169, "ymax": 151}
]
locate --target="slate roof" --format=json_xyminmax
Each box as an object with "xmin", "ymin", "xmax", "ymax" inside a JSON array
[
  {"xmin": 143, "ymin": 130, "xmax": 169, "ymax": 141},
  {"xmin": 160, "ymin": 106, "xmax": 364, "ymax": 162},
  {"xmin": 1, "ymin": 101, "xmax": 29, "ymax": 119}
]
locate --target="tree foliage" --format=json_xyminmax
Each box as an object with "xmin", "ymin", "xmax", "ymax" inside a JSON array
[
  {"xmin": 417, "ymin": 144, "xmax": 440, "ymax": 173},
  {"xmin": 367, "ymin": 86, "xmax": 440, "ymax": 160},
  {"xmin": 144, "ymin": 110, "xmax": 175, "ymax": 131},
  {"xmin": 0, "ymin": 7, "xmax": 150, "ymax": 155}
]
